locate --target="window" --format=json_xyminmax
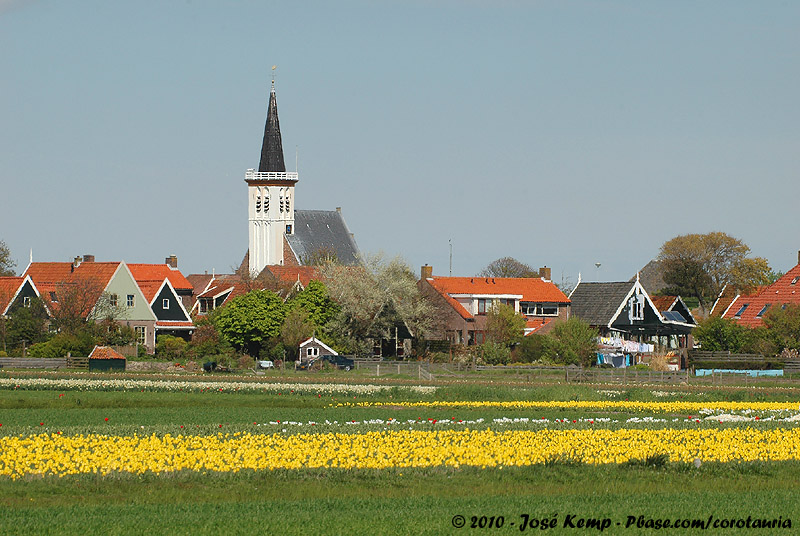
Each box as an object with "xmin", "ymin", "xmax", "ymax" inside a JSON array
[
  {"xmin": 791, "ymin": 276, "xmax": 799, "ymax": 285},
  {"xmin": 264, "ymin": 196, "xmax": 269, "ymax": 211},
  {"xmin": 256, "ymin": 195, "xmax": 262, "ymax": 213},
  {"xmin": 127, "ymin": 295, "xmax": 134, "ymax": 307},
  {"xmin": 306, "ymin": 347, "xmax": 319, "ymax": 357},
  {"xmin": 756, "ymin": 304, "xmax": 771, "ymax": 318},
  {"xmin": 477, "ymin": 299, "xmax": 488, "ymax": 315},
  {"xmin": 134, "ymin": 326, "xmax": 146, "ymax": 345},
  {"xmin": 162, "ymin": 298, "xmax": 170, "ymax": 310},
  {"xmin": 498, "ymin": 298, "xmax": 514, "ymax": 307},
  {"xmin": 734, "ymin": 304, "xmax": 749, "ymax": 318},
  {"xmin": 521, "ymin": 302, "xmax": 559, "ymax": 316},
  {"xmin": 286, "ymin": 224, "xmax": 293, "ymax": 234},
  {"xmin": 110, "ymin": 294, "xmax": 118, "ymax": 307},
  {"xmin": 629, "ymin": 294, "xmax": 645, "ymax": 321},
  {"xmin": 49, "ymin": 291, "xmax": 58, "ymax": 302},
  {"xmin": 23, "ymin": 296, "xmax": 31, "ymax": 308},
  {"xmin": 468, "ymin": 331, "xmax": 486, "ymax": 345}
]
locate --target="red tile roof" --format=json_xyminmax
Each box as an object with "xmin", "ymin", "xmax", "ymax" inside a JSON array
[
  {"xmin": 424, "ymin": 275, "xmax": 569, "ymax": 321},
  {"xmin": 24, "ymin": 262, "xmax": 120, "ymax": 316},
  {"xmin": 128, "ymin": 264, "xmax": 192, "ymax": 291},
  {"xmin": 265, "ymin": 266, "xmax": 320, "ymax": 288},
  {"xmin": 427, "ymin": 276, "xmax": 569, "ymax": 303},
  {"xmin": 0, "ymin": 276, "xmax": 24, "ymax": 313},
  {"xmin": 650, "ymin": 295, "xmax": 678, "ymax": 312},
  {"xmin": 722, "ymin": 264, "xmax": 800, "ymax": 328},
  {"xmin": 88, "ymin": 346, "xmax": 126, "ymax": 360}
]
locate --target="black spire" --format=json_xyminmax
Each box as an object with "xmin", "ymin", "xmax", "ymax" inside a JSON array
[{"xmin": 258, "ymin": 81, "xmax": 286, "ymax": 172}]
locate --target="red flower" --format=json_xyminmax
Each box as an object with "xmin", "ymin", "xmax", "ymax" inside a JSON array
[
  {"xmin": 104, "ymin": 417, "xmax": 109, "ymax": 421},
  {"xmin": 39, "ymin": 422, "xmax": 44, "ymax": 426}
]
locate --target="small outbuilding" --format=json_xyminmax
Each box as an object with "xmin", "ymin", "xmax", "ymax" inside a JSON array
[
  {"xmin": 87, "ymin": 346, "xmax": 127, "ymax": 372},
  {"xmin": 299, "ymin": 337, "xmax": 337, "ymax": 364}
]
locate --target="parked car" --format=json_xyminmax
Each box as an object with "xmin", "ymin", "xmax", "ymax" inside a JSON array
[
  {"xmin": 296, "ymin": 355, "xmax": 354, "ymax": 371},
  {"xmin": 320, "ymin": 354, "xmax": 354, "ymax": 371}
]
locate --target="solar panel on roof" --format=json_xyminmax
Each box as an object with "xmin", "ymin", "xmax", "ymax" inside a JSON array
[{"xmin": 662, "ymin": 311, "xmax": 686, "ymax": 322}]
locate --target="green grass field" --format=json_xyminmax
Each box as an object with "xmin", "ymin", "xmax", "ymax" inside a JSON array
[{"xmin": 2, "ymin": 374, "xmax": 799, "ymax": 534}]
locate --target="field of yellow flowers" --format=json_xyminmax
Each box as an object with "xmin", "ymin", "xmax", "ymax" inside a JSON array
[
  {"xmin": 2, "ymin": 376, "xmax": 800, "ymax": 479},
  {"xmin": 3, "ymin": 427, "xmax": 800, "ymax": 479}
]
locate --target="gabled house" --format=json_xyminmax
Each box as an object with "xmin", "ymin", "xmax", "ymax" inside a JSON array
[
  {"xmin": 721, "ymin": 251, "xmax": 800, "ymax": 328},
  {"xmin": 419, "ymin": 265, "xmax": 571, "ymax": 345},
  {"xmin": 128, "ymin": 263, "xmax": 195, "ymax": 340},
  {"xmin": 568, "ymin": 277, "xmax": 695, "ymax": 364},
  {"xmin": 24, "ymin": 256, "xmax": 157, "ymax": 352},
  {"xmin": 0, "ymin": 275, "xmax": 46, "ymax": 317}
]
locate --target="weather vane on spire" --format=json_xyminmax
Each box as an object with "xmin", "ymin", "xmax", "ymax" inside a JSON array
[{"xmin": 271, "ymin": 65, "xmax": 276, "ymax": 87}]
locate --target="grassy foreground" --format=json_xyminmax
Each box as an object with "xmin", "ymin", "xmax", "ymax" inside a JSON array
[
  {"xmin": 2, "ymin": 464, "xmax": 798, "ymax": 535},
  {"xmin": 2, "ymin": 377, "xmax": 799, "ymax": 534}
]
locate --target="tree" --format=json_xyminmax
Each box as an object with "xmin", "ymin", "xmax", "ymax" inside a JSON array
[
  {"xmin": 280, "ymin": 308, "xmax": 316, "ymax": 360},
  {"xmin": 0, "ymin": 240, "xmax": 16, "ymax": 276},
  {"xmin": 486, "ymin": 303, "xmax": 526, "ymax": 346},
  {"xmin": 763, "ymin": 304, "xmax": 800, "ymax": 354},
  {"xmin": 4, "ymin": 297, "xmax": 50, "ymax": 353},
  {"xmin": 543, "ymin": 317, "xmax": 598, "ymax": 367},
  {"xmin": 210, "ymin": 290, "xmax": 287, "ymax": 356},
  {"xmin": 692, "ymin": 316, "xmax": 754, "ymax": 353},
  {"xmin": 320, "ymin": 254, "xmax": 436, "ymax": 355},
  {"xmin": 478, "ymin": 257, "xmax": 537, "ymax": 278},
  {"xmin": 287, "ymin": 280, "xmax": 339, "ymax": 329},
  {"xmin": 658, "ymin": 232, "xmax": 772, "ymax": 314}
]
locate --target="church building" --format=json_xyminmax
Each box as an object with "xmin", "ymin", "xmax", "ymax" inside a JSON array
[{"xmin": 245, "ymin": 79, "xmax": 360, "ymax": 276}]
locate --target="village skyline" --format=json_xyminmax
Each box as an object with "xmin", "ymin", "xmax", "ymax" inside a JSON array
[{"xmin": 2, "ymin": 1, "xmax": 798, "ymax": 281}]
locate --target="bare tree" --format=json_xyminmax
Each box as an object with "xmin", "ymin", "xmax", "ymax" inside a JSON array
[
  {"xmin": 0, "ymin": 240, "xmax": 16, "ymax": 276},
  {"xmin": 478, "ymin": 257, "xmax": 538, "ymax": 278}
]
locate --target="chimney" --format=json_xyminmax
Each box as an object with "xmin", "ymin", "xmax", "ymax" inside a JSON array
[
  {"xmin": 83, "ymin": 254, "xmax": 95, "ymax": 263},
  {"xmin": 166, "ymin": 254, "xmax": 178, "ymax": 268},
  {"xmin": 797, "ymin": 250, "xmax": 800, "ymax": 265},
  {"xmin": 539, "ymin": 266, "xmax": 552, "ymax": 281},
  {"xmin": 420, "ymin": 264, "xmax": 433, "ymax": 280}
]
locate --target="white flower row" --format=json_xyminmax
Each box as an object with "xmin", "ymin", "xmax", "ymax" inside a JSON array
[{"xmin": 0, "ymin": 377, "xmax": 437, "ymax": 396}]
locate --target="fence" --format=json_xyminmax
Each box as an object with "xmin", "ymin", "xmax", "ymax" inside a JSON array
[
  {"xmin": 565, "ymin": 367, "xmax": 690, "ymax": 385},
  {"xmin": 0, "ymin": 357, "xmax": 67, "ymax": 369}
]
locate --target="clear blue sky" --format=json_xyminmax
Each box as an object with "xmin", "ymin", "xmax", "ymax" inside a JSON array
[{"xmin": 2, "ymin": 1, "xmax": 798, "ymax": 283}]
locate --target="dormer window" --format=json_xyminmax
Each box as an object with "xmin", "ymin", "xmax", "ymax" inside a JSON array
[{"xmin": 630, "ymin": 293, "xmax": 645, "ymax": 321}]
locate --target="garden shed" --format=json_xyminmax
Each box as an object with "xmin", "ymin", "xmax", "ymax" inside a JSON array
[
  {"xmin": 299, "ymin": 337, "xmax": 337, "ymax": 363},
  {"xmin": 87, "ymin": 346, "xmax": 127, "ymax": 371}
]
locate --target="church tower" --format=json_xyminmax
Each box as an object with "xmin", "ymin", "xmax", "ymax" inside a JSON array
[{"xmin": 246, "ymin": 79, "xmax": 298, "ymax": 275}]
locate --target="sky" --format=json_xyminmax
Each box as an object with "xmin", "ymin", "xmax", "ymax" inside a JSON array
[{"xmin": 1, "ymin": 1, "xmax": 798, "ymax": 285}]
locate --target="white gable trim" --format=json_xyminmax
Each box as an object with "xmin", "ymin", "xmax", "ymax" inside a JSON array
[
  {"xmin": 607, "ymin": 280, "xmax": 663, "ymax": 328},
  {"xmin": 299, "ymin": 337, "xmax": 338, "ymax": 355},
  {"xmin": 149, "ymin": 278, "xmax": 192, "ymax": 322}
]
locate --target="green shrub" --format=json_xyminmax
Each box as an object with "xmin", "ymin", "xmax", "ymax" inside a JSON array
[{"xmin": 156, "ymin": 335, "xmax": 187, "ymax": 360}]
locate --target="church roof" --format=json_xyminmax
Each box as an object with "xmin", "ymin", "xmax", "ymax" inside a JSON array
[
  {"xmin": 258, "ymin": 82, "xmax": 286, "ymax": 173},
  {"xmin": 286, "ymin": 210, "xmax": 361, "ymax": 266}
]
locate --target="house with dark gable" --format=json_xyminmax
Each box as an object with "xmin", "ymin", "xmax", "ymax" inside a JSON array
[
  {"xmin": 0, "ymin": 275, "xmax": 46, "ymax": 317},
  {"xmin": 568, "ymin": 277, "xmax": 695, "ymax": 365},
  {"xmin": 128, "ymin": 263, "xmax": 195, "ymax": 341}
]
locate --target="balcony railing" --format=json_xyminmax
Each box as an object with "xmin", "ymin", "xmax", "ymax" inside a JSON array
[{"xmin": 245, "ymin": 169, "xmax": 298, "ymax": 181}]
